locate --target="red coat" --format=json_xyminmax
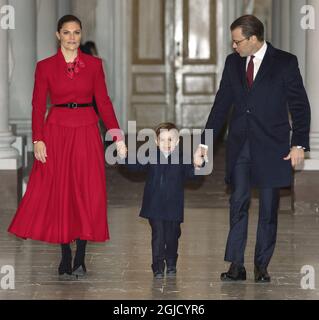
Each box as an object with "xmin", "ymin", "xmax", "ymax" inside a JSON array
[
  {"xmin": 8, "ymin": 48, "xmax": 122, "ymax": 244},
  {"xmin": 32, "ymin": 48, "xmax": 122, "ymax": 142}
]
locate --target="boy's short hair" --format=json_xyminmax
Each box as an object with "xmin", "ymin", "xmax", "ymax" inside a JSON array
[{"xmin": 155, "ymin": 122, "xmax": 178, "ymax": 138}]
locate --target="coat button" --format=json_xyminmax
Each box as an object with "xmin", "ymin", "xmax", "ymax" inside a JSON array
[{"xmin": 246, "ymin": 109, "xmax": 251, "ymax": 113}]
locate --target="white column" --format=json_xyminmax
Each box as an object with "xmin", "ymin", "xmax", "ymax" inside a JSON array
[
  {"xmin": 36, "ymin": 0, "xmax": 58, "ymax": 61},
  {"xmin": 8, "ymin": 0, "xmax": 36, "ymax": 151},
  {"xmin": 271, "ymin": 0, "xmax": 291, "ymax": 51},
  {"xmin": 290, "ymin": 0, "xmax": 306, "ymax": 80},
  {"xmin": 114, "ymin": 0, "xmax": 128, "ymax": 131},
  {"xmin": 217, "ymin": 0, "xmax": 245, "ymax": 98},
  {"xmin": 71, "ymin": 0, "xmax": 97, "ymax": 41},
  {"xmin": 96, "ymin": 0, "xmax": 114, "ymax": 95},
  {"xmin": 57, "ymin": 0, "xmax": 71, "ymax": 18},
  {"xmin": 243, "ymin": 0, "xmax": 254, "ymax": 15},
  {"xmin": 221, "ymin": 0, "xmax": 244, "ymax": 59},
  {"xmin": 0, "ymin": 0, "xmax": 20, "ymax": 169},
  {"xmin": 272, "ymin": 0, "xmax": 305, "ymax": 78},
  {"xmin": 228, "ymin": 0, "xmax": 244, "ymax": 24},
  {"xmin": 280, "ymin": 0, "xmax": 291, "ymax": 52},
  {"xmin": 271, "ymin": 0, "xmax": 281, "ymax": 48},
  {"xmin": 304, "ymin": 0, "xmax": 319, "ymax": 169},
  {"xmin": 95, "ymin": 0, "xmax": 127, "ymax": 131}
]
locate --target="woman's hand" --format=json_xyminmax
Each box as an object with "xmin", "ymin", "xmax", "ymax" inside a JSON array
[
  {"xmin": 34, "ymin": 141, "xmax": 47, "ymax": 163},
  {"xmin": 116, "ymin": 140, "xmax": 127, "ymax": 159}
]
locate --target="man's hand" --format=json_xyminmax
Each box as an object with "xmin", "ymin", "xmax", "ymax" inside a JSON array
[
  {"xmin": 194, "ymin": 145, "xmax": 208, "ymax": 168},
  {"xmin": 116, "ymin": 140, "xmax": 127, "ymax": 159},
  {"xmin": 283, "ymin": 147, "xmax": 305, "ymax": 168},
  {"xmin": 34, "ymin": 141, "xmax": 47, "ymax": 164}
]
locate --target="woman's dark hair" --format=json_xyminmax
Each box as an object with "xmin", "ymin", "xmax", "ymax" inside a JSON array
[
  {"xmin": 57, "ymin": 15, "xmax": 82, "ymax": 32},
  {"xmin": 230, "ymin": 15, "xmax": 264, "ymax": 42}
]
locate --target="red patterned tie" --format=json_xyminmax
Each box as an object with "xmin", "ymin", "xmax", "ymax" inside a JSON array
[{"xmin": 246, "ymin": 55, "xmax": 255, "ymax": 88}]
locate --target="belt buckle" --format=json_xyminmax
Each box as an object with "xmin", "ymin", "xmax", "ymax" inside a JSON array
[{"xmin": 69, "ymin": 102, "xmax": 78, "ymax": 109}]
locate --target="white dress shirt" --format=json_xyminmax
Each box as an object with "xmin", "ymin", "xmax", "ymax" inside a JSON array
[{"xmin": 246, "ymin": 41, "xmax": 267, "ymax": 79}]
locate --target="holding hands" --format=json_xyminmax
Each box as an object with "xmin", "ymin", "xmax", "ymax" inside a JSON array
[
  {"xmin": 284, "ymin": 147, "xmax": 305, "ymax": 168},
  {"xmin": 194, "ymin": 145, "xmax": 209, "ymax": 168},
  {"xmin": 34, "ymin": 141, "xmax": 47, "ymax": 164},
  {"xmin": 116, "ymin": 140, "xmax": 128, "ymax": 159}
]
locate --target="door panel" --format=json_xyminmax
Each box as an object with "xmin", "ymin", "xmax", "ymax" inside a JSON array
[
  {"xmin": 131, "ymin": 0, "xmax": 174, "ymax": 128},
  {"xmin": 175, "ymin": 0, "xmax": 217, "ymax": 128},
  {"xmin": 183, "ymin": 0, "xmax": 216, "ymax": 64},
  {"xmin": 132, "ymin": 0, "xmax": 165, "ymax": 64},
  {"xmin": 130, "ymin": 0, "xmax": 217, "ymax": 129}
]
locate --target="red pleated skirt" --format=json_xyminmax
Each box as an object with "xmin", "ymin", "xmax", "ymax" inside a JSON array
[{"xmin": 8, "ymin": 121, "xmax": 109, "ymax": 244}]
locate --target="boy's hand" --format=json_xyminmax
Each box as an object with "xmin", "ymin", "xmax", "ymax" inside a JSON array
[
  {"xmin": 194, "ymin": 145, "xmax": 208, "ymax": 168},
  {"xmin": 116, "ymin": 140, "xmax": 127, "ymax": 159}
]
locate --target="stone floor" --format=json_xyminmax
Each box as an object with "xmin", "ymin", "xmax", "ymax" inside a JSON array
[{"xmin": 1, "ymin": 145, "xmax": 319, "ymax": 300}]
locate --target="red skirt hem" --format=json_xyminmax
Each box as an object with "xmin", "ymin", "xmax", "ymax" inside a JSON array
[
  {"xmin": 8, "ymin": 122, "xmax": 110, "ymax": 244},
  {"xmin": 8, "ymin": 230, "xmax": 110, "ymax": 244}
]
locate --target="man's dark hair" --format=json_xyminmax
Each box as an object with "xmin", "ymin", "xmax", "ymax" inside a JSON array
[
  {"xmin": 57, "ymin": 15, "xmax": 82, "ymax": 32},
  {"xmin": 230, "ymin": 15, "xmax": 264, "ymax": 42}
]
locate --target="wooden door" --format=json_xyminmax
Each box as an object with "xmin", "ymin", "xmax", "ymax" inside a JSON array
[{"xmin": 129, "ymin": 0, "xmax": 217, "ymax": 129}]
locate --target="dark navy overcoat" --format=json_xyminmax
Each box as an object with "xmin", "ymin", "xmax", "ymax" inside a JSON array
[{"xmin": 202, "ymin": 42, "xmax": 311, "ymax": 188}]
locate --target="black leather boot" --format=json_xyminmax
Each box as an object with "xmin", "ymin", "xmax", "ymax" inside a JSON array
[
  {"xmin": 58, "ymin": 243, "xmax": 73, "ymax": 278},
  {"xmin": 73, "ymin": 239, "xmax": 87, "ymax": 277}
]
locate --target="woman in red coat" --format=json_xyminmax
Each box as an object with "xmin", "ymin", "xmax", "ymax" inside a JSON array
[{"xmin": 8, "ymin": 15, "xmax": 127, "ymax": 278}]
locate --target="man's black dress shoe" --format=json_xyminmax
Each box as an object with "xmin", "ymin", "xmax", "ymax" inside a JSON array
[
  {"xmin": 220, "ymin": 263, "xmax": 246, "ymax": 281},
  {"xmin": 254, "ymin": 266, "xmax": 271, "ymax": 283}
]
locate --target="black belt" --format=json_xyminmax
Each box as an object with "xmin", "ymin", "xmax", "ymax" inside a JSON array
[{"xmin": 53, "ymin": 102, "xmax": 93, "ymax": 109}]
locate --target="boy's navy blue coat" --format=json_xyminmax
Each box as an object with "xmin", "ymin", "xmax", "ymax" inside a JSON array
[{"xmin": 126, "ymin": 148, "xmax": 196, "ymax": 223}]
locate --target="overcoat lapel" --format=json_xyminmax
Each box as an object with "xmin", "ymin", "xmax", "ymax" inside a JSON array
[{"xmin": 235, "ymin": 42, "xmax": 277, "ymax": 93}]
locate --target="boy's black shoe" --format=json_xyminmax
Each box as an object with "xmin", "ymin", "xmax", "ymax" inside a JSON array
[
  {"xmin": 220, "ymin": 263, "xmax": 246, "ymax": 281},
  {"xmin": 153, "ymin": 271, "xmax": 164, "ymax": 279},
  {"xmin": 166, "ymin": 266, "xmax": 177, "ymax": 277},
  {"xmin": 152, "ymin": 260, "xmax": 165, "ymax": 279}
]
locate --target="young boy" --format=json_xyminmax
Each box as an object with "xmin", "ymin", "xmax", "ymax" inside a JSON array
[{"xmin": 126, "ymin": 122, "xmax": 200, "ymax": 279}]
